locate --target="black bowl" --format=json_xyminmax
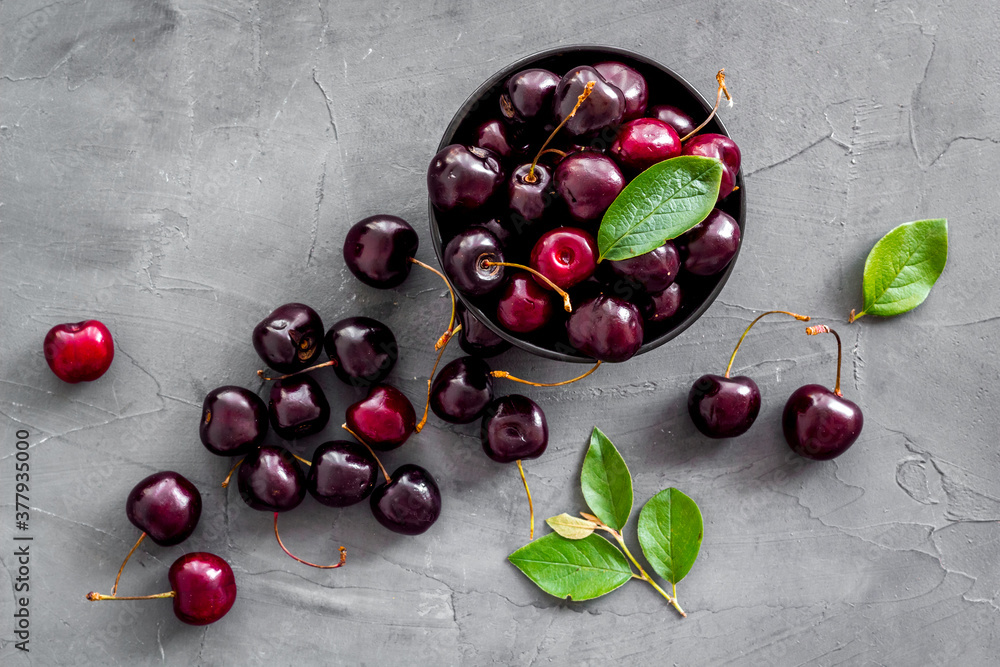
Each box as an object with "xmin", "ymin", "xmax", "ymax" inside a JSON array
[{"xmin": 428, "ymin": 45, "xmax": 745, "ymax": 363}]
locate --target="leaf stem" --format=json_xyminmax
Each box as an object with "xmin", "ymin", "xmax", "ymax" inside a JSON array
[
  {"xmin": 724, "ymin": 310, "xmax": 810, "ymax": 378},
  {"xmin": 608, "ymin": 529, "xmax": 686, "ymax": 617}
]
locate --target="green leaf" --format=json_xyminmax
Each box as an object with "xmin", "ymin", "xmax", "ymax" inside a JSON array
[
  {"xmin": 852, "ymin": 218, "xmax": 948, "ymax": 321},
  {"xmin": 637, "ymin": 488, "xmax": 703, "ymax": 585},
  {"xmin": 508, "ymin": 533, "xmax": 632, "ymax": 601},
  {"xmin": 546, "ymin": 513, "xmax": 598, "ymax": 540},
  {"xmin": 580, "ymin": 427, "xmax": 633, "ymax": 531},
  {"xmin": 597, "ymin": 156, "xmax": 723, "ymax": 262}
]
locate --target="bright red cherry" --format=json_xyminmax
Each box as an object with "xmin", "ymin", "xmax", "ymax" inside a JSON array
[
  {"xmin": 167, "ymin": 552, "xmax": 238, "ymax": 625},
  {"xmin": 682, "ymin": 133, "xmax": 741, "ymax": 201},
  {"xmin": 530, "ymin": 227, "xmax": 598, "ymax": 290},
  {"xmin": 346, "ymin": 384, "xmax": 416, "ymax": 451},
  {"xmin": 43, "ymin": 320, "xmax": 114, "ymax": 383},
  {"xmin": 609, "ymin": 118, "xmax": 681, "ymax": 173},
  {"xmin": 497, "ymin": 273, "xmax": 554, "ymax": 333}
]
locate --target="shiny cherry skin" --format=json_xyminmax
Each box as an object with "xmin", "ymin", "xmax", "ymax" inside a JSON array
[
  {"xmin": 509, "ymin": 163, "xmax": 553, "ymax": 222},
  {"xmin": 237, "ymin": 445, "xmax": 306, "ymax": 512},
  {"xmin": 552, "ymin": 66, "xmax": 625, "ymax": 137},
  {"xmin": 126, "ymin": 471, "xmax": 202, "ymax": 546},
  {"xmin": 343, "ymin": 215, "xmax": 419, "ymax": 289},
  {"xmin": 167, "ymin": 552, "xmax": 237, "ymax": 626},
  {"xmin": 682, "ymin": 133, "xmax": 741, "ymax": 201},
  {"xmin": 497, "ymin": 273, "xmax": 554, "ymax": 333},
  {"xmin": 200, "ymin": 386, "xmax": 268, "ymax": 457},
  {"xmin": 609, "ymin": 118, "xmax": 681, "ymax": 173},
  {"xmin": 427, "ymin": 144, "xmax": 504, "ymax": 212},
  {"xmin": 641, "ymin": 283, "xmax": 683, "ymax": 323},
  {"xmin": 457, "ymin": 306, "xmax": 511, "ymax": 358},
  {"xmin": 43, "ymin": 320, "xmax": 114, "ymax": 383},
  {"xmin": 688, "ymin": 375, "xmax": 761, "ymax": 438},
  {"xmin": 479, "ymin": 217, "xmax": 514, "ymax": 250},
  {"xmin": 307, "ymin": 440, "xmax": 378, "ymax": 507},
  {"xmin": 783, "ymin": 385, "xmax": 864, "ymax": 460},
  {"xmin": 252, "ymin": 303, "xmax": 324, "ymax": 374},
  {"xmin": 593, "ymin": 61, "xmax": 648, "ymax": 121},
  {"xmin": 430, "ymin": 356, "xmax": 494, "ymax": 424},
  {"xmin": 677, "ymin": 209, "xmax": 741, "ymax": 276},
  {"xmin": 607, "ymin": 240, "xmax": 680, "ymax": 293},
  {"xmin": 480, "ymin": 394, "xmax": 548, "ymax": 463},
  {"xmin": 530, "ymin": 227, "xmax": 598, "ymax": 290},
  {"xmin": 555, "ymin": 152, "xmax": 625, "ymax": 222},
  {"xmin": 370, "ymin": 464, "xmax": 442, "ymax": 535},
  {"xmin": 566, "ymin": 295, "xmax": 644, "ymax": 363},
  {"xmin": 324, "ymin": 316, "xmax": 397, "ymax": 388},
  {"xmin": 442, "ymin": 227, "xmax": 506, "ymax": 296},
  {"xmin": 268, "ymin": 375, "xmax": 330, "ymax": 440},
  {"xmin": 346, "ymin": 384, "xmax": 416, "ymax": 451},
  {"xmin": 649, "ymin": 104, "xmax": 696, "ymax": 138},
  {"xmin": 500, "ymin": 68, "xmax": 560, "ymax": 127}
]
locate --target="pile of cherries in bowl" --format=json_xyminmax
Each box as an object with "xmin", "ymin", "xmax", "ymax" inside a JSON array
[{"xmin": 427, "ymin": 46, "xmax": 745, "ymax": 363}]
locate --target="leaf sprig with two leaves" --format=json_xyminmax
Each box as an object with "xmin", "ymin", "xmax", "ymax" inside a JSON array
[{"xmin": 508, "ymin": 428, "xmax": 702, "ymax": 617}]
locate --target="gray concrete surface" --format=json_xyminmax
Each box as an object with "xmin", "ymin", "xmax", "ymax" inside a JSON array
[{"xmin": 2, "ymin": 0, "xmax": 999, "ymax": 664}]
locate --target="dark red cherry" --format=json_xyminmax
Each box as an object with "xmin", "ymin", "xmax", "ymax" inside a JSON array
[
  {"xmin": 126, "ymin": 471, "xmax": 202, "ymax": 547},
  {"xmin": 457, "ymin": 306, "xmax": 511, "ymax": 358},
  {"xmin": 530, "ymin": 227, "xmax": 598, "ymax": 289},
  {"xmin": 497, "ymin": 273, "xmax": 554, "ymax": 333},
  {"xmin": 252, "ymin": 303, "xmax": 324, "ymax": 374},
  {"xmin": 200, "ymin": 386, "xmax": 268, "ymax": 457},
  {"xmin": 783, "ymin": 385, "xmax": 864, "ymax": 460},
  {"xmin": 677, "ymin": 209, "xmax": 741, "ymax": 276},
  {"xmin": 641, "ymin": 283, "xmax": 683, "ymax": 323},
  {"xmin": 346, "ymin": 384, "xmax": 416, "ymax": 451},
  {"xmin": 324, "ymin": 316, "xmax": 398, "ymax": 388},
  {"xmin": 607, "ymin": 240, "xmax": 680, "ymax": 293},
  {"xmin": 478, "ymin": 217, "xmax": 514, "ymax": 250},
  {"xmin": 237, "ymin": 445, "xmax": 306, "ymax": 512},
  {"xmin": 268, "ymin": 375, "xmax": 330, "ymax": 440},
  {"xmin": 554, "ymin": 152, "xmax": 625, "ymax": 222},
  {"xmin": 343, "ymin": 215, "xmax": 419, "ymax": 289},
  {"xmin": 566, "ymin": 295, "xmax": 644, "ymax": 363},
  {"xmin": 167, "ymin": 552, "xmax": 237, "ymax": 625},
  {"xmin": 609, "ymin": 118, "xmax": 681, "ymax": 173},
  {"xmin": 509, "ymin": 163, "xmax": 553, "ymax": 222},
  {"xmin": 688, "ymin": 375, "xmax": 761, "ymax": 438},
  {"xmin": 430, "ymin": 356, "xmax": 494, "ymax": 424},
  {"xmin": 475, "ymin": 119, "xmax": 526, "ymax": 158},
  {"xmin": 43, "ymin": 320, "xmax": 114, "ymax": 383},
  {"xmin": 370, "ymin": 464, "xmax": 442, "ymax": 535},
  {"xmin": 682, "ymin": 133, "xmax": 741, "ymax": 201},
  {"xmin": 593, "ymin": 61, "xmax": 648, "ymax": 121},
  {"xmin": 427, "ymin": 144, "xmax": 504, "ymax": 212},
  {"xmin": 500, "ymin": 68, "xmax": 560, "ymax": 127},
  {"xmin": 307, "ymin": 440, "xmax": 378, "ymax": 507},
  {"xmin": 480, "ymin": 394, "xmax": 548, "ymax": 463},
  {"xmin": 442, "ymin": 227, "xmax": 505, "ymax": 296},
  {"xmin": 552, "ymin": 66, "xmax": 625, "ymax": 137},
  {"xmin": 649, "ymin": 104, "xmax": 696, "ymax": 138}
]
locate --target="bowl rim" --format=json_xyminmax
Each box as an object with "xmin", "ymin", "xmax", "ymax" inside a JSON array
[{"xmin": 428, "ymin": 44, "xmax": 746, "ymax": 363}]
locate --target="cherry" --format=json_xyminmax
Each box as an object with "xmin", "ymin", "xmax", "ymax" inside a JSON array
[
  {"xmin": 555, "ymin": 152, "xmax": 625, "ymax": 222},
  {"xmin": 457, "ymin": 306, "xmax": 511, "ymax": 358},
  {"xmin": 478, "ymin": 217, "xmax": 514, "ymax": 250},
  {"xmin": 500, "ymin": 68, "xmax": 560, "ymax": 127},
  {"xmin": 530, "ymin": 227, "xmax": 598, "ymax": 290},
  {"xmin": 677, "ymin": 209, "xmax": 741, "ymax": 276},
  {"xmin": 497, "ymin": 273, "xmax": 554, "ymax": 334},
  {"xmin": 566, "ymin": 295, "xmax": 644, "ymax": 363},
  {"xmin": 430, "ymin": 356, "xmax": 494, "ymax": 424},
  {"xmin": 370, "ymin": 464, "xmax": 442, "ymax": 535},
  {"xmin": 268, "ymin": 375, "xmax": 330, "ymax": 440},
  {"xmin": 43, "ymin": 320, "xmax": 114, "ymax": 383},
  {"xmin": 476, "ymin": 118, "xmax": 525, "ymax": 157},
  {"xmin": 345, "ymin": 384, "xmax": 416, "ymax": 451},
  {"xmin": 307, "ymin": 440, "xmax": 378, "ymax": 507},
  {"xmin": 324, "ymin": 316, "xmax": 398, "ymax": 387},
  {"xmin": 607, "ymin": 240, "xmax": 680, "ymax": 293},
  {"xmin": 609, "ymin": 118, "xmax": 681, "ymax": 173},
  {"xmin": 126, "ymin": 471, "xmax": 202, "ymax": 547},
  {"xmin": 783, "ymin": 326, "xmax": 863, "ymax": 460},
  {"xmin": 427, "ymin": 144, "xmax": 505, "ymax": 212},
  {"xmin": 252, "ymin": 303, "xmax": 324, "ymax": 374},
  {"xmin": 552, "ymin": 66, "xmax": 625, "ymax": 137},
  {"xmin": 681, "ymin": 133, "xmax": 741, "ymax": 201},
  {"xmin": 480, "ymin": 394, "xmax": 548, "ymax": 463},
  {"xmin": 593, "ymin": 61, "xmax": 648, "ymax": 121},
  {"xmin": 200, "ymin": 386, "xmax": 268, "ymax": 456},
  {"xmin": 508, "ymin": 162, "xmax": 553, "ymax": 222},
  {"xmin": 442, "ymin": 227, "xmax": 506, "ymax": 296},
  {"xmin": 649, "ymin": 104, "xmax": 696, "ymax": 138},
  {"xmin": 343, "ymin": 215, "xmax": 419, "ymax": 289},
  {"xmin": 237, "ymin": 445, "xmax": 306, "ymax": 512},
  {"xmin": 641, "ymin": 283, "xmax": 683, "ymax": 323}
]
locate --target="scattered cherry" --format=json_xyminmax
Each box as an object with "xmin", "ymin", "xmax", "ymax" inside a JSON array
[
  {"xmin": 593, "ymin": 61, "xmax": 648, "ymax": 121},
  {"xmin": 566, "ymin": 295, "xmax": 644, "ymax": 363},
  {"xmin": 555, "ymin": 152, "xmax": 625, "ymax": 222},
  {"xmin": 530, "ymin": 227, "xmax": 598, "ymax": 290},
  {"xmin": 497, "ymin": 273, "xmax": 554, "ymax": 333},
  {"xmin": 427, "ymin": 144, "xmax": 505, "ymax": 212},
  {"xmin": 343, "ymin": 215, "xmax": 419, "ymax": 289},
  {"xmin": 609, "ymin": 118, "xmax": 681, "ymax": 173},
  {"xmin": 324, "ymin": 316, "xmax": 398, "ymax": 387},
  {"xmin": 430, "ymin": 356, "xmax": 494, "ymax": 424},
  {"xmin": 126, "ymin": 471, "xmax": 202, "ymax": 547},
  {"xmin": 200, "ymin": 386, "xmax": 268, "ymax": 456},
  {"xmin": 43, "ymin": 320, "xmax": 114, "ymax": 383},
  {"xmin": 237, "ymin": 445, "xmax": 306, "ymax": 512},
  {"xmin": 552, "ymin": 66, "xmax": 624, "ymax": 137},
  {"xmin": 308, "ymin": 440, "xmax": 379, "ymax": 507},
  {"xmin": 252, "ymin": 303, "xmax": 324, "ymax": 374},
  {"xmin": 677, "ymin": 209, "xmax": 741, "ymax": 276},
  {"xmin": 345, "ymin": 384, "xmax": 416, "ymax": 451},
  {"xmin": 370, "ymin": 464, "xmax": 442, "ymax": 535},
  {"xmin": 268, "ymin": 375, "xmax": 330, "ymax": 440}
]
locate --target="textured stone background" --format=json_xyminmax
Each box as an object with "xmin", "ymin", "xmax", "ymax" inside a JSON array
[{"xmin": 2, "ymin": 0, "xmax": 999, "ymax": 664}]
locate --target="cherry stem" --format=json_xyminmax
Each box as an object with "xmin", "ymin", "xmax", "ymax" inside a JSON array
[
  {"xmin": 341, "ymin": 423, "xmax": 391, "ymax": 484},
  {"xmin": 525, "ymin": 81, "xmax": 595, "ymax": 182},
  {"xmin": 273, "ymin": 512, "xmax": 347, "ymax": 570},
  {"xmin": 491, "ymin": 360, "xmax": 602, "ymax": 387},
  {"xmin": 415, "ymin": 323, "xmax": 462, "ymax": 433},
  {"xmin": 292, "ymin": 453, "xmax": 311, "ymax": 467},
  {"xmin": 221, "ymin": 457, "xmax": 244, "ymax": 488},
  {"xmin": 257, "ymin": 359, "xmax": 337, "ymax": 382},
  {"xmin": 410, "ymin": 258, "xmax": 457, "ymax": 350},
  {"xmin": 806, "ymin": 325, "xmax": 843, "ymax": 396},
  {"xmin": 516, "ymin": 460, "xmax": 535, "ymax": 540},
  {"xmin": 481, "ymin": 259, "xmax": 572, "ymax": 312},
  {"xmin": 538, "ymin": 148, "xmax": 567, "ymax": 159},
  {"xmin": 725, "ymin": 310, "xmax": 811, "ymax": 378},
  {"xmin": 679, "ymin": 69, "xmax": 732, "ymax": 143},
  {"xmin": 111, "ymin": 532, "xmax": 146, "ymax": 597},
  {"xmin": 87, "ymin": 591, "xmax": 175, "ymax": 602}
]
